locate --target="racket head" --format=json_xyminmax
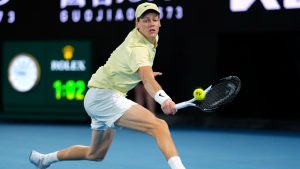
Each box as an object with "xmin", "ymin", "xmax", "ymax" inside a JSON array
[{"xmin": 197, "ymin": 76, "xmax": 241, "ymax": 112}]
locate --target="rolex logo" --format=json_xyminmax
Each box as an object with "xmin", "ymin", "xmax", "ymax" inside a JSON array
[
  {"xmin": 62, "ymin": 45, "xmax": 74, "ymax": 60},
  {"xmin": 51, "ymin": 45, "xmax": 86, "ymax": 72}
]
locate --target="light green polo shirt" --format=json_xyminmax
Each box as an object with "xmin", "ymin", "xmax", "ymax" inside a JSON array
[{"xmin": 88, "ymin": 28, "xmax": 158, "ymax": 96}]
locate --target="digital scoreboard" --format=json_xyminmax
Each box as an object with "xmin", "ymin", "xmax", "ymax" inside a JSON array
[{"xmin": 2, "ymin": 41, "xmax": 91, "ymax": 120}]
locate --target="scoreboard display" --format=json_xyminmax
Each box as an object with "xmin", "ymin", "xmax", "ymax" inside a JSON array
[{"xmin": 2, "ymin": 41, "xmax": 91, "ymax": 120}]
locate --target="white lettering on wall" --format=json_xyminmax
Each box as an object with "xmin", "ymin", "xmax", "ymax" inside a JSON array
[
  {"xmin": 60, "ymin": 0, "xmax": 86, "ymax": 8},
  {"xmin": 230, "ymin": 0, "xmax": 280, "ymax": 12},
  {"xmin": 0, "ymin": 0, "xmax": 15, "ymax": 23},
  {"xmin": 231, "ymin": 0, "xmax": 300, "ymax": 12},
  {"xmin": 51, "ymin": 60, "xmax": 86, "ymax": 71},
  {"xmin": 0, "ymin": 0, "xmax": 9, "ymax": 6},
  {"xmin": 92, "ymin": 0, "xmax": 112, "ymax": 7},
  {"xmin": 284, "ymin": 0, "xmax": 300, "ymax": 9},
  {"xmin": 59, "ymin": 0, "xmax": 183, "ymax": 23}
]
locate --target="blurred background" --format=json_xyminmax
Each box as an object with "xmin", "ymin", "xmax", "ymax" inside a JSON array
[{"xmin": 1, "ymin": 0, "xmax": 300, "ymax": 131}]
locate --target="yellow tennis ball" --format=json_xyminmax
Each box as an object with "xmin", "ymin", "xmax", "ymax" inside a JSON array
[{"xmin": 193, "ymin": 88, "xmax": 206, "ymax": 100}]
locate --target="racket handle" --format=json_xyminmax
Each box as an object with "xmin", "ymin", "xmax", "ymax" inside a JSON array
[
  {"xmin": 175, "ymin": 102, "xmax": 190, "ymax": 109},
  {"xmin": 176, "ymin": 98, "xmax": 196, "ymax": 110}
]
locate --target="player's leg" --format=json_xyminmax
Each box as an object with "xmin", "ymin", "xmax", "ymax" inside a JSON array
[
  {"xmin": 29, "ymin": 128, "xmax": 114, "ymax": 169},
  {"xmin": 58, "ymin": 128, "xmax": 114, "ymax": 161},
  {"xmin": 116, "ymin": 104, "xmax": 186, "ymax": 169}
]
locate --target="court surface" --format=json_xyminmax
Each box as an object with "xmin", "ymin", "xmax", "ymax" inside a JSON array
[{"xmin": 1, "ymin": 122, "xmax": 300, "ymax": 169}]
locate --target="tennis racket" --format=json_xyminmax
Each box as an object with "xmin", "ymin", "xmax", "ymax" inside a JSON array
[{"xmin": 175, "ymin": 76, "xmax": 241, "ymax": 112}]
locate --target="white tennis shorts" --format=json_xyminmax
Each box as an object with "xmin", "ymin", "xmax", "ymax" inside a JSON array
[{"xmin": 84, "ymin": 88, "xmax": 136, "ymax": 130}]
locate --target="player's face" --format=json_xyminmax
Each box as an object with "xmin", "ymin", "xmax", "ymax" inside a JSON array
[{"xmin": 136, "ymin": 13, "xmax": 161, "ymax": 43}]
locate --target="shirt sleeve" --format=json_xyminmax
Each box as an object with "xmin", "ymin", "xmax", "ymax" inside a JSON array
[{"xmin": 128, "ymin": 47, "xmax": 151, "ymax": 72}]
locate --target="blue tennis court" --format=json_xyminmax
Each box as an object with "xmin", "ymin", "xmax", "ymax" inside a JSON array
[{"xmin": 1, "ymin": 122, "xmax": 299, "ymax": 169}]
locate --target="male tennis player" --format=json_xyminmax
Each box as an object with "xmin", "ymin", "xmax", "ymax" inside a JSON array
[{"xmin": 29, "ymin": 2, "xmax": 186, "ymax": 169}]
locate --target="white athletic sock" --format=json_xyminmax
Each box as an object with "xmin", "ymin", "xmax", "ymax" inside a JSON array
[
  {"xmin": 43, "ymin": 151, "xmax": 59, "ymax": 165},
  {"xmin": 168, "ymin": 156, "xmax": 186, "ymax": 169}
]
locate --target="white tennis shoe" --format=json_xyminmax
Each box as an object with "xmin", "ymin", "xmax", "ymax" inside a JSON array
[{"xmin": 29, "ymin": 150, "xmax": 51, "ymax": 169}]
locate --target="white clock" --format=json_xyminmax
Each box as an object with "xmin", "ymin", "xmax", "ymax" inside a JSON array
[{"xmin": 8, "ymin": 54, "xmax": 41, "ymax": 92}]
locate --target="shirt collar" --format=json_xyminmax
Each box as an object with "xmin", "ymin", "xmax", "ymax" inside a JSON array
[{"xmin": 135, "ymin": 28, "xmax": 159, "ymax": 48}]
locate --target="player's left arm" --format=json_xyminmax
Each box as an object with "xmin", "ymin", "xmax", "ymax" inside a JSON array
[{"xmin": 138, "ymin": 66, "xmax": 177, "ymax": 115}]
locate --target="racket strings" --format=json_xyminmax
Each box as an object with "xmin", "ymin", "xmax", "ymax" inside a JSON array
[{"xmin": 200, "ymin": 78, "xmax": 240, "ymax": 111}]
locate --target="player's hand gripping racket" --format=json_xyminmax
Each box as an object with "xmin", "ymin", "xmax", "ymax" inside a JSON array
[{"xmin": 175, "ymin": 76, "xmax": 241, "ymax": 112}]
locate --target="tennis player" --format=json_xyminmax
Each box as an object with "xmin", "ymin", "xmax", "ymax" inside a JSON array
[{"xmin": 29, "ymin": 2, "xmax": 186, "ymax": 169}]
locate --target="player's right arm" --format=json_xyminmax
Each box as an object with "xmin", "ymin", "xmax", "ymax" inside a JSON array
[{"xmin": 138, "ymin": 66, "xmax": 177, "ymax": 115}]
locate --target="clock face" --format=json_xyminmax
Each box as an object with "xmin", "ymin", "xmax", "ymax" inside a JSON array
[{"xmin": 8, "ymin": 54, "xmax": 41, "ymax": 92}]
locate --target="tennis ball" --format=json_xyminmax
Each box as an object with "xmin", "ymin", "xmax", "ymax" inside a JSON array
[{"xmin": 193, "ymin": 88, "xmax": 206, "ymax": 100}]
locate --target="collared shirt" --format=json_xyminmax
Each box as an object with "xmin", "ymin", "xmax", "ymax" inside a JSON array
[{"xmin": 88, "ymin": 28, "xmax": 158, "ymax": 96}]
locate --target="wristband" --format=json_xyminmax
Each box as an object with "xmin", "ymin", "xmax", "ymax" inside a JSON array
[{"xmin": 154, "ymin": 90, "xmax": 171, "ymax": 105}]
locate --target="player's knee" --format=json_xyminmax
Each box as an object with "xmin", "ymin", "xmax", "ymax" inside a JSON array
[
  {"xmin": 86, "ymin": 150, "xmax": 107, "ymax": 162},
  {"xmin": 93, "ymin": 156, "xmax": 105, "ymax": 162},
  {"xmin": 86, "ymin": 153, "xmax": 105, "ymax": 161},
  {"xmin": 158, "ymin": 119, "xmax": 169, "ymax": 131},
  {"xmin": 148, "ymin": 118, "xmax": 170, "ymax": 136}
]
